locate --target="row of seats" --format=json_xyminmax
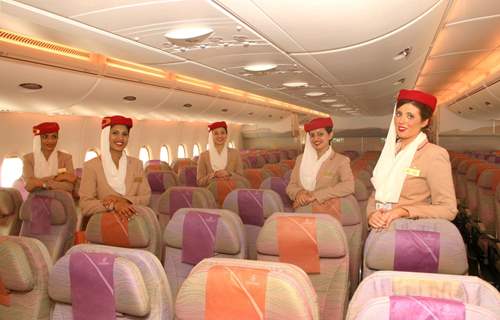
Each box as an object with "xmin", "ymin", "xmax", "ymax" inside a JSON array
[{"xmin": 449, "ymin": 150, "xmax": 500, "ymax": 288}]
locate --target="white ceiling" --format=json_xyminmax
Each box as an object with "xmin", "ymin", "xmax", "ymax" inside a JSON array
[{"xmin": 0, "ymin": 0, "xmax": 498, "ymax": 121}]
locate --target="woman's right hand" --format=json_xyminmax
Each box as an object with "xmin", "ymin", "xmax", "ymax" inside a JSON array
[
  {"xmin": 294, "ymin": 190, "xmax": 314, "ymax": 208},
  {"xmin": 114, "ymin": 201, "xmax": 136, "ymax": 220},
  {"xmin": 25, "ymin": 178, "xmax": 44, "ymax": 192}
]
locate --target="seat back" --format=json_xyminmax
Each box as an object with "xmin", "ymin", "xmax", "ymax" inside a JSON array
[
  {"xmin": 346, "ymin": 271, "xmax": 500, "ymax": 320},
  {"xmin": 19, "ymin": 190, "xmax": 77, "ymax": 262},
  {"xmin": 0, "ymin": 236, "xmax": 52, "ymax": 320},
  {"xmin": 147, "ymin": 171, "xmax": 178, "ymax": 215},
  {"xmin": 223, "ymin": 189, "xmax": 283, "ymax": 259},
  {"xmin": 243, "ymin": 168, "xmax": 272, "ymax": 189},
  {"xmin": 0, "ymin": 188, "xmax": 22, "ymax": 236},
  {"xmin": 457, "ymin": 159, "xmax": 483, "ymax": 203},
  {"xmin": 178, "ymin": 166, "xmax": 198, "ymax": 187},
  {"xmin": 280, "ymin": 159, "xmax": 296, "ymax": 170},
  {"xmin": 163, "ymin": 208, "xmax": 245, "ymax": 295},
  {"xmin": 465, "ymin": 162, "xmax": 496, "ymax": 218},
  {"xmin": 496, "ymin": 183, "xmax": 500, "ymax": 237},
  {"xmin": 49, "ymin": 244, "xmax": 174, "ymax": 320},
  {"xmin": 351, "ymin": 296, "xmax": 497, "ymax": 320},
  {"xmin": 477, "ymin": 169, "xmax": 500, "ymax": 236},
  {"xmin": 260, "ymin": 176, "xmax": 293, "ymax": 211},
  {"xmin": 295, "ymin": 195, "xmax": 362, "ymax": 295},
  {"xmin": 353, "ymin": 179, "xmax": 369, "ymax": 240},
  {"xmin": 172, "ymin": 159, "xmax": 196, "ymax": 174},
  {"xmin": 85, "ymin": 206, "xmax": 162, "ymax": 259},
  {"xmin": 175, "ymin": 258, "xmax": 319, "ymax": 320},
  {"xmin": 257, "ymin": 213, "xmax": 349, "ymax": 319},
  {"xmin": 157, "ymin": 187, "xmax": 216, "ymax": 230},
  {"xmin": 262, "ymin": 164, "xmax": 286, "ymax": 177},
  {"xmin": 207, "ymin": 178, "xmax": 250, "ymax": 207},
  {"xmin": 363, "ymin": 219, "xmax": 468, "ymax": 278},
  {"xmin": 145, "ymin": 160, "xmax": 172, "ymax": 173}
]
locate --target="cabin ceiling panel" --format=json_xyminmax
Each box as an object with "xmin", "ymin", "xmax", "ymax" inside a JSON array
[
  {"xmin": 1, "ymin": 2, "xmax": 184, "ymax": 65},
  {"xmin": 335, "ymin": 55, "xmax": 426, "ymax": 100},
  {"xmin": 69, "ymin": 77, "xmax": 172, "ymax": 119},
  {"xmin": 431, "ymin": 16, "xmax": 500, "ymax": 56},
  {"xmin": 215, "ymin": 0, "xmax": 441, "ymax": 52},
  {"xmin": 422, "ymin": 51, "xmax": 489, "ymax": 74},
  {"xmin": 294, "ymin": 0, "xmax": 447, "ymax": 85},
  {"xmin": 446, "ymin": 0, "xmax": 500, "ymax": 22},
  {"xmin": 0, "ymin": 58, "xmax": 98, "ymax": 113}
]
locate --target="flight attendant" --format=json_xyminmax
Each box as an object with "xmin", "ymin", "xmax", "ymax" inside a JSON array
[
  {"xmin": 196, "ymin": 121, "xmax": 244, "ymax": 187},
  {"xmin": 79, "ymin": 115, "xmax": 151, "ymax": 219},
  {"xmin": 367, "ymin": 89, "xmax": 457, "ymax": 230},
  {"xmin": 287, "ymin": 117, "xmax": 355, "ymax": 210},
  {"xmin": 23, "ymin": 122, "xmax": 76, "ymax": 193}
]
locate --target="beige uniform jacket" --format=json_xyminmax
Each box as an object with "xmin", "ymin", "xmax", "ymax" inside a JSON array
[
  {"xmin": 23, "ymin": 151, "xmax": 75, "ymax": 193},
  {"xmin": 287, "ymin": 149, "xmax": 355, "ymax": 204},
  {"xmin": 366, "ymin": 141, "xmax": 457, "ymax": 221},
  {"xmin": 196, "ymin": 148, "xmax": 244, "ymax": 187},
  {"xmin": 79, "ymin": 156, "xmax": 151, "ymax": 216}
]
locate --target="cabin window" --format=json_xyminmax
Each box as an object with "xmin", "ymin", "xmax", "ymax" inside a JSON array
[
  {"xmin": 192, "ymin": 144, "xmax": 201, "ymax": 157},
  {"xmin": 84, "ymin": 149, "xmax": 99, "ymax": 161},
  {"xmin": 0, "ymin": 156, "xmax": 23, "ymax": 188},
  {"xmin": 228, "ymin": 141, "xmax": 236, "ymax": 148},
  {"xmin": 206, "ymin": 143, "xmax": 209, "ymax": 150},
  {"xmin": 177, "ymin": 145, "xmax": 187, "ymax": 159},
  {"xmin": 160, "ymin": 145, "xmax": 171, "ymax": 164},
  {"xmin": 139, "ymin": 146, "xmax": 150, "ymax": 166}
]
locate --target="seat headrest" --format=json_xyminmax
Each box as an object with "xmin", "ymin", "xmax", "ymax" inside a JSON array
[
  {"xmin": 257, "ymin": 213, "xmax": 347, "ymax": 258},
  {"xmin": 477, "ymin": 169, "xmax": 500, "ymax": 189},
  {"xmin": 49, "ymin": 252, "xmax": 150, "ymax": 317},
  {"xmin": 365, "ymin": 219, "xmax": 468, "ymax": 275},
  {"xmin": 223, "ymin": 189, "xmax": 284, "ymax": 225},
  {"xmin": 19, "ymin": 195, "xmax": 66, "ymax": 225},
  {"xmin": 0, "ymin": 190, "xmax": 14, "ymax": 216},
  {"xmin": 175, "ymin": 258, "xmax": 318, "ymax": 320},
  {"xmin": 158, "ymin": 187, "xmax": 213, "ymax": 215},
  {"xmin": 86, "ymin": 212, "xmax": 150, "ymax": 248},
  {"xmin": 164, "ymin": 208, "xmax": 241, "ymax": 255},
  {"xmin": 0, "ymin": 240, "xmax": 34, "ymax": 291}
]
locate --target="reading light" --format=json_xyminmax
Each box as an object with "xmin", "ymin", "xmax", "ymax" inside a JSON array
[
  {"xmin": 305, "ymin": 92, "xmax": 326, "ymax": 97},
  {"xmin": 243, "ymin": 63, "xmax": 277, "ymax": 72},
  {"xmin": 283, "ymin": 81, "xmax": 308, "ymax": 88},
  {"xmin": 164, "ymin": 27, "xmax": 214, "ymax": 46}
]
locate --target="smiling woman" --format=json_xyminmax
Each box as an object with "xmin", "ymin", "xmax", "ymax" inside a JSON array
[
  {"xmin": 79, "ymin": 115, "xmax": 151, "ymax": 221},
  {"xmin": 22, "ymin": 122, "xmax": 76, "ymax": 193}
]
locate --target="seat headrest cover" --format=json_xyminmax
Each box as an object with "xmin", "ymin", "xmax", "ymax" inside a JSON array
[
  {"xmin": 257, "ymin": 213, "xmax": 347, "ymax": 258},
  {"xmin": 164, "ymin": 208, "xmax": 241, "ymax": 255},
  {"xmin": 389, "ymin": 296, "xmax": 465, "ymax": 320},
  {"xmin": 0, "ymin": 240, "xmax": 34, "ymax": 291},
  {"xmin": 147, "ymin": 172, "xmax": 166, "ymax": 193},
  {"xmin": 20, "ymin": 195, "xmax": 66, "ymax": 226},
  {"xmin": 86, "ymin": 212, "xmax": 150, "ymax": 248},
  {"xmin": 365, "ymin": 219, "xmax": 468, "ymax": 274},
  {"xmin": 165, "ymin": 187, "xmax": 194, "ymax": 215},
  {"xmin": 175, "ymin": 258, "xmax": 318, "ymax": 320},
  {"xmin": 223, "ymin": 189, "xmax": 283, "ymax": 226},
  {"xmin": 49, "ymin": 252, "xmax": 150, "ymax": 317},
  {"xmin": 181, "ymin": 211, "xmax": 220, "ymax": 265},
  {"xmin": 0, "ymin": 191, "xmax": 14, "ymax": 216}
]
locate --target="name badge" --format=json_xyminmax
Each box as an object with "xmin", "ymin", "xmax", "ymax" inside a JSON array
[
  {"xmin": 134, "ymin": 177, "xmax": 143, "ymax": 183},
  {"xmin": 404, "ymin": 167, "xmax": 420, "ymax": 177},
  {"xmin": 376, "ymin": 202, "xmax": 393, "ymax": 211},
  {"xmin": 58, "ymin": 168, "xmax": 67, "ymax": 174}
]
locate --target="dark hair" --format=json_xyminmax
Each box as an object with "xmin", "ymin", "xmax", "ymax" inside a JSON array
[
  {"xmin": 325, "ymin": 126, "xmax": 334, "ymax": 144},
  {"xmin": 396, "ymin": 99, "xmax": 432, "ymax": 135}
]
